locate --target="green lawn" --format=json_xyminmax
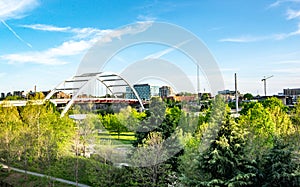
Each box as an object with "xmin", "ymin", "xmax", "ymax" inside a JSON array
[{"xmin": 98, "ymin": 131, "xmax": 136, "ymax": 145}]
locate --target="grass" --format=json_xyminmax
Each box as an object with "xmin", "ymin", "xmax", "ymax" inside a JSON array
[
  {"xmin": 0, "ymin": 170, "xmax": 74, "ymax": 187},
  {"xmin": 99, "ymin": 131, "xmax": 136, "ymax": 145}
]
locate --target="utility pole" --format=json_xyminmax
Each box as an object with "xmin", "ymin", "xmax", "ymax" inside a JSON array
[
  {"xmin": 197, "ymin": 64, "xmax": 200, "ymax": 97},
  {"xmin": 235, "ymin": 73, "xmax": 238, "ymax": 113},
  {"xmin": 261, "ymin": 75, "xmax": 273, "ymax": 96}
]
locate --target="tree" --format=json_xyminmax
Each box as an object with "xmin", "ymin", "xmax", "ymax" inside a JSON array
[
  {"xmin": 130, "ymin": 132, "xmax": 172, "ymax": 186},
  {"xmin": 101, "ymin": 113, "xmax": 127, "ymax": 139},
  {"xmin": 77, "ymin": 114, "xmax": 99, "ymax": 157},
  {"xmin": 258, "ymin": 138, "xmax": 300, "ymax": 186},
  {"xmin": 196, "ymin": 116, "xmax": 256, "ymax": 186},
  {"xmin": 243, "ymin": 93, "xmax": 254, "ymax": 100},
  {"xmin": 180, "ymin": 95, "xmax": 257, "ymax": 186},
  {"xmin": 240, "ymin": 98, "xmax": 296, "ymax": 160},
  {"xmin": 159, "ymin": 106, "xmax": 181, "ymax": 139},
  {"xmin": 290, "ymin": 98, "xmax": 300, "ymax": 150},
  {"xmin": 201, "ymin": 93, "xmax": 210, "ymax": 100},
  {"xmin": 239, "ymin": 101, "xmax": 257, "ymax": 115},
  {"xmin": 0, "ymin": 104, "xmax": 22, "ymax": 166},
  {"xmin": 116, "ymin": 106, "xmax": 146, "ymax": 132},
  {"xmin": 134, "ymin": 97, "xmax": 166, "ymax": 146},
  {"xmin": 18, "ymin": 102, "xmax": 75, "ymax": 172},
  {"xmin": 178, "ymin": 130, "xmax": 202, "ymax": 185}
]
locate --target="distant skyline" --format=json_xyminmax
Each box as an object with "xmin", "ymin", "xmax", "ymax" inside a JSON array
[{"xmin": 1, "ymin": 0, "xmax": 300, "ymax": 95}]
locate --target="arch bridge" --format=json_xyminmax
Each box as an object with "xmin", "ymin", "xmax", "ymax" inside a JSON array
[{"xmin": 45, "ymin": 72, "xmax": 145, "ymax": 117}]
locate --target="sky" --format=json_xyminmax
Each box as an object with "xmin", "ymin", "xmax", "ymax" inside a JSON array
[{"xmin": 1, "ymin": 0, "xmax": 300, "ymax": 96}]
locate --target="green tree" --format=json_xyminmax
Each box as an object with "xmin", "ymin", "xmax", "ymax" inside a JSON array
[
  {"xmin": 243, "ymin": 93, "xmax": 254, "ymax": 100},
  {"xmin": 290, "ymin": 98, "xmax": 300, "ymax": 151},
  {"xmin": 201, "ymin": 93, "xmax": 210, "ymax": 100},
  {"xmin": 0, "ymin": 104, "xmax": 22, "ymax": 166},
  {"xmin": 134, "ymin": 97, "xmax": 166, "ymax": 146},
  {"xmin": 240, "ymin": 101, "xmax": 257, "ymax": 115},
  {"xmin": 258, "ymin": 138, "xmax": 300, "ymax": 186},
  {"xmin": 240, "ymin": 98, "xmax": 296, "ymax": 160},
  {"xmin": 78, "ymin": 114, "xmax": 99, "ymax": 157},
  {"xmin": 180, "ymin": 95, "xmax": 257, "ymax": 186},
  {"xmin": 116, "ymin": 106, "xmax": 146, "ymax": 132},
  {"xmin": 101, "ymin": 113, "xmax": 127, "ymax": 139},
  {"xmin": 18, "ymin": 102, "xmax": 75, "ymax": 171},
  {"xmin": 130, "ymin": 132, "xmax": 172, "ymax": 186}
]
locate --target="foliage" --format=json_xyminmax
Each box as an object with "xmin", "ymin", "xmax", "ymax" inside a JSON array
[
  {"xmin": 243, "ymin": 93, "xmax": 254, "ymax": 100},
  {"xmin": 180, "ymin": 96, "xmax": 257, "ymax": 186},
  {"xmin": 239, "ymin": 101, "xmax": 257, "ymax": 115},
  {"xmin": 0, "ymin": 102, "xmax": 75, "ymax": 173},
  {"xmin": 134, "ymin": 97, "xmax": 166, "ymax": 146},
  {"xmin": 240, "ymin": 97, "xmax": 296, "ymax": 160},
  {"xmin": 201, "ymin": 93, "xmax": 210, "ymax": 100},
  {"xmin": 4, "ymin": 95, "xmax": 23, "ymax": 100},
  {"xmin": 0, "ymin": 104, "xmax": 22, "ymax": 166},
  {"xmin": 1, "ymin": 95, "xmax": 300, "ymax": 186},
  {"xmin": 258, "ymin": 138, "xmax": 300, "ymax": 186},
  {"xmin": 130, "ymin": 132, "xmax": 173, "ymax": 186}
]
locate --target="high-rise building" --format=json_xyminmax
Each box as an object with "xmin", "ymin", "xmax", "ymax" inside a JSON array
[
  {"xmin": 0, "ymin": 93, "xmax": 5, "ymax": 99},
  {"xmin": 283, "ymin": 88, "xmax": 300, "ymax": 101},
  {"xmin": 284, "ymin": 88, "xmax": 300, "ymax": 96},
  {"xmin": 126, "ymin": 84, "xmax": 161, "ymax": 100},
  {"xmin": 159, "ymin": 86, "xmax": 174, "ymax": 98},
  {"xmin": 126, "ymin": 84, "xmax": 151, "ymax": 100},
  {"xmin": 13, "ymin": 91, "xmax": 22, "ymax": 97}
]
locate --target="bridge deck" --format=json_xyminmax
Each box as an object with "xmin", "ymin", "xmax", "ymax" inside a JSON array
[{"xmin": 0, "ymin": 98, "xmax": 143, "ymax": 107}]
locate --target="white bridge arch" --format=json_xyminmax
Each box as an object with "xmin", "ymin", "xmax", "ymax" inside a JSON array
[{"xmin": 45, "ymin": 72, "xmax": 145, "ymax": 117}]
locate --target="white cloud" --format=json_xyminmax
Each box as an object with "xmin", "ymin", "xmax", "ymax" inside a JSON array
[
  {"xmin": 286, "ymin": 9, "xmax": 300, "ymax": 19},
  {"xmin": 219, "ymin": 35, "xmax": 269, "ymax": 43},
  {"xmin": 21, "ymin": 23, "xmax": 113, "ymax": 40},
  {"xmin": 137, "ymin": 15, "xmax": 156, "ymax": 21},
  {"xmin": 144, "ymin": 39, "xmax": 191, "ymax": 59},
  {"xmin": 22, "ymin": 21, "xmax": 152, "ymax": 40},
  {"xmin": 0, "ymin": 0, "xmax": 38, "ymax": 48},
  {"xmin": 2, "ymin": 22, "xmax": 153, "ymax": 65},
  {"xmin": 0, "ymin": 0, "xmax": 39, "ymax": 20},
  {"xmin": 220, "ymin": 23, "xmax": 300, "ymax": 43},
  {"xmin": 21, "ymin": 24, "xmax": 71, "ymax": 32},
  {"xmin": 274, "ymin": 23, "xmax": 300, "ymax": 39},
  {"xmin": 97, "ymin": 21, "xmax": 152, "ymax": 43},
  {"xmin": 268, "ymin": 0, "xmax": 300, "ymax": 8},
  {"xmin": 71, "ymin": 27, "xmax": 111, "ymax": 39},
  {"xmin": 1, "ymin": 40, "xmax": 94, "ymax": 65}
]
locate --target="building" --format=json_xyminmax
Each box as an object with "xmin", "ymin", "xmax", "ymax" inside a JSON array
[
  {"xmin": 284, "ymin": 88, "xmax": 300, "ymax": 102},
  {"xmin": 173, "ymin": 95, "xmax": 196, "ymax": 102},
  {"xmin": 159, "ymin": 86, "xmax": 174, "ymax": 98},
  {"xmin": 126, "ymin": 84, "xmax": 151, "ymax": 100},
  {"xmin": 218, "ymin": 89, "xmax": 235, "ymax": 95},
  {"xmin": 284, "ymin": 88, "xmax": 300, "ymax": 96},
  {"xmin": 13, "ymin": 91, "xmax": 23, "ymax": 98},
  {"xmin": 150, "ymin": 86, "xmax": 160, "ymax": 97},
  {"xmin": 218, "ymin": 89, "xmax": 239, "ymax": 102},
  {"xmin": 126, "ymin": 84, "xmax": 162, "ymax": 100}
]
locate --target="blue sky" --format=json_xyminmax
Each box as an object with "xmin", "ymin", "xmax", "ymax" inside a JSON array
[{"xmin": 1, "ymin": 0, "xmax": 300, "ymax": 95}]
